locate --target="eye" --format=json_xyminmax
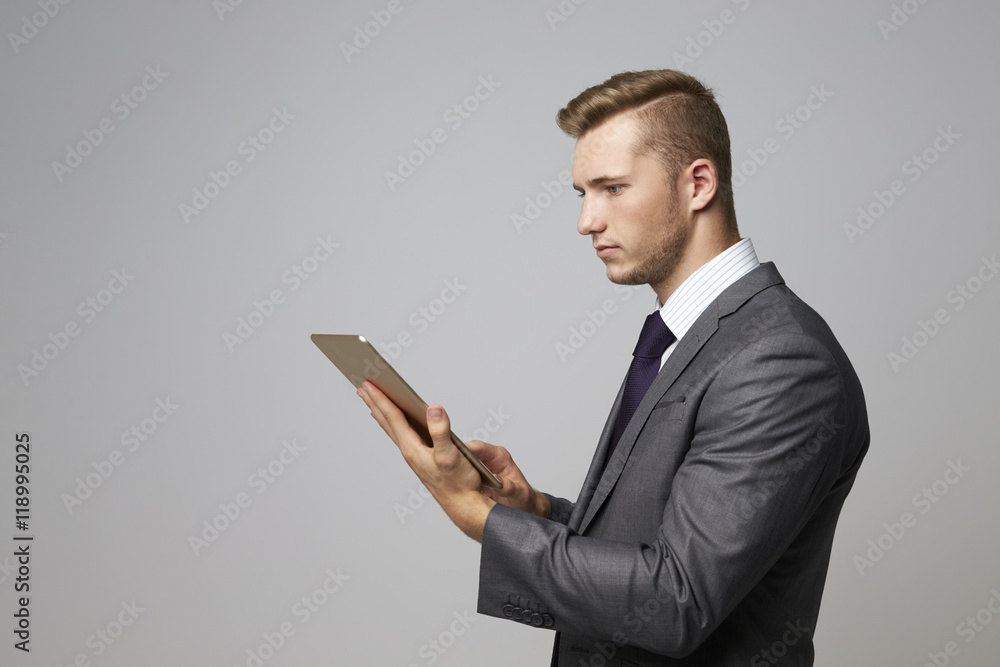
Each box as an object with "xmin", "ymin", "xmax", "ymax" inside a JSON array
[{"xmin": 607, "ymin": 185, "xmax": 624, "ymax": 195}]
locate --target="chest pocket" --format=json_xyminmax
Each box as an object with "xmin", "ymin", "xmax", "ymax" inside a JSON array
[{"xmin": 651, "ymin": 397, "xmax": 686, "ymax": 421}]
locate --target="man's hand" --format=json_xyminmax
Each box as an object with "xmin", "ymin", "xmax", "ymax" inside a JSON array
[
  {"xmin": 465, "ymin": 440, "xmax": 550, "ymax": 519},
  {"xmin": 356, "ymin": 381, "xmax": 495, "ymax": 542}
]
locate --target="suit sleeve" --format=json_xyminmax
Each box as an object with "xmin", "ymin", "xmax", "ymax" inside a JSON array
[
  {"xmin": 477, "ymin": 332, "xmax": 852, "ymax": 658},
  {"xmin": 543, "ymin": 493, "xmax": 574, "ymax": 526}
]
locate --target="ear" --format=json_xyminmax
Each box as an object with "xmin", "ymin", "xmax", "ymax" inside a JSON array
[{"xmin": 681, "ymin": 159, "xmax": 718, "ymax": 213}]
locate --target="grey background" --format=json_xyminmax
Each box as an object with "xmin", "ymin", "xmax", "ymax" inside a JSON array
[{"xmin": 2, "ymin": 1, "xmax": 998, "ymax": 665}]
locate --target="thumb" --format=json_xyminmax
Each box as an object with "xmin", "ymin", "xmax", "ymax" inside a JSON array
[
  {"xmin": 426, "ymin": 405, "xmax": 462, "ymax": 466},
  {"xmin": 426, "ymin": 405, "xmax": 450, "ymax": 442}
]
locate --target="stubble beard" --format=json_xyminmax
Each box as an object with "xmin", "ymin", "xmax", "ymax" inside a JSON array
[{"xmin": 607, "ymin": 201, "xmax": 688, "ymax": 289}]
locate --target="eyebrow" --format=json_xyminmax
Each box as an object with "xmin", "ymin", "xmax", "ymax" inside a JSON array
[{"xmin": 572, "ymin": 174, "xmax": 630, "ymax": 192}]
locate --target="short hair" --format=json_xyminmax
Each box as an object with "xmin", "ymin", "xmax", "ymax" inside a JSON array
[{"xmin": 556, "ymin": 69, "xmax": 736, "ymax": 229}]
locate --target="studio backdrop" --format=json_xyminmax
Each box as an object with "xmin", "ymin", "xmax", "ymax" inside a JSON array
[{"xmin": 2, "ymin": 1, "xmax": 998, "ymax": 666}]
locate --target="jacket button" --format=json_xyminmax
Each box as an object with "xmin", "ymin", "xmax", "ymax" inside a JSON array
[
  {"xmin": 531, "ymin": 612, "xmax": 543, "ymax": 626},
  {"xmin": 502, "ymin": 604, "xmax": 514, "ymax": 617},
  {"xmin": 542, "ymin": 614, "xmax": 554, "ymax": 627}
]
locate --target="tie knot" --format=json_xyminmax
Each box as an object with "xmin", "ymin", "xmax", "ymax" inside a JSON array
[{"xmin": 633, "ymin": 311, "xmax": 675, "ymax": 359}]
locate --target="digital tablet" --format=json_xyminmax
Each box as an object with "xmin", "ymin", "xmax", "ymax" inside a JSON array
[{"xmin": 311, "ymin": 334, "xmax": 502, "ymax": 489}]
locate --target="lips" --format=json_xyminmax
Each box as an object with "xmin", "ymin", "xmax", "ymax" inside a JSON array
[{"xmin": 595, "ymin": 244, "xmax": 618, "ymax": 258}]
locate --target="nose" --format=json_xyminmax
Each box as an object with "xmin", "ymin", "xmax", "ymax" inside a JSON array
[{"xmin": 577, "ymin": 196, "xmax": 606, "ymax": 237}]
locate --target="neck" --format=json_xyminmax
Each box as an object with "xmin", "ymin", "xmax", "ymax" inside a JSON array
[{"xmin": 652, "ymin": 217, "xmax": 739, "ymax": 305}]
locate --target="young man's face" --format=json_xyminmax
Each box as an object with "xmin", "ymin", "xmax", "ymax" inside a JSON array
[{"xmin": 572, "ymin": 112, "xmax": 690, "ymax": 292}]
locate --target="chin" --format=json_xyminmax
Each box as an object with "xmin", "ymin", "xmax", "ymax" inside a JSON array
[{"xmin": 606, "ymin": 267, "xmax": 645, "ymax": 286}]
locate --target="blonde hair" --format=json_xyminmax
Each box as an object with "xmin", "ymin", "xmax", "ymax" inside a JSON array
[{"xmin": 557, "ymin": 69, "xmax": 736, "ymax": 228}]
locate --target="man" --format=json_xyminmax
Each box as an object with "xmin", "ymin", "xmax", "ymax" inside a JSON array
[{"xmin": 357, "ymin": 69, "xmax": 869, "ymax": 665}]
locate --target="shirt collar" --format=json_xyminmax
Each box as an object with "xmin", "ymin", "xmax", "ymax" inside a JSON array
[{"xmin": 656, "ymin": 237, "xmax": 760, "ymax": 342}]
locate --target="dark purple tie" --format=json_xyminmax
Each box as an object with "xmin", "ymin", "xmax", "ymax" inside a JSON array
[{"xmin": 604, "ymin": 311, "xmax": 676, "ymax": 469}]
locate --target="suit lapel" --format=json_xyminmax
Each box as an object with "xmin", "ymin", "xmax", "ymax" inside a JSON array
[
  {"xmin": 568, "ymin": 375, "xmax": 626, "ymax": 532},
  {"xmin": 575, "ymin": 263, "xmax": 785, "ymax": 535}
]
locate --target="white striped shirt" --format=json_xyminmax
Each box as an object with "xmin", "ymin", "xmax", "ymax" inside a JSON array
[{"xmin": 656, "ymin": 237, "xmax": 760, "ymax": 369}]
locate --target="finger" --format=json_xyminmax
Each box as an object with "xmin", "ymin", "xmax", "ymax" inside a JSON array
[
  {"xmin": 426, "ymin": 405, "xmax": 465, "ymax": 471},
  {"xmin": 356, "ymin": 383, "xmax": 396, "ymax": 440},
  {"xmin": 464, "ymin": 439, "xmax": 492, "ymax": 456},
  {"xmin": 465, "ymin": 440, "xmax": 507, "ymax": 468},
  {"xmin": 358, "ymin": 383, "xmax": 424, "ymax": 458},
  {"xmin": 492, "ymin": 477, "xmax": 524, "ymax": 501}
]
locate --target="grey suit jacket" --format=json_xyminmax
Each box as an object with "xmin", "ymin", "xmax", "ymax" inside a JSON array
[{"xmin": 477, "ymin": 262, "xmax": 870, "ymax": 666}]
